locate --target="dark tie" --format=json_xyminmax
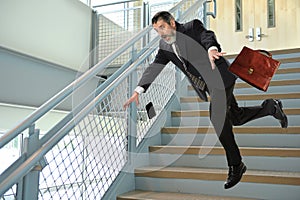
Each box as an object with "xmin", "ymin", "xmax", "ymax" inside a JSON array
[{"xmin": 172, "ymin": 43, "xmax": 206, "ymax": 91}]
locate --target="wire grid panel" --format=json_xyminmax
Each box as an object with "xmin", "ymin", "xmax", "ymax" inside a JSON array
[
  {"xmin": 148, "ymin": 0, "xmax": 201, "ymax": 40},
  {"xmin": 180, "ymin": 0, "xmax": 205, "ymax": 23},
  {"xmin": 0, "ymin": 186, "xmax": 17, "ymax": 200},
  {"xmin": 97, "ymin": 7, "xmax": 143, "ymax": 71},
  {"xmin": 0, "ymin": 133, "xmax": 22, "ymax": 200},
  {"xmin": 149, "ymin": 0, "xmax": 180, "ymax": 18},
  {"xmin": 136, "ymin": 48, "xmax": 176, "ymax": 145},
  {"xmin": 38, "ymin": 83, "xmax": 128, "ymax": 200}
]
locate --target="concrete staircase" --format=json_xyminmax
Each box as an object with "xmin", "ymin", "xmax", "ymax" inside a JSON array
[{"xmin": 117, "ymin": 49, "xmax": 300, "ymax": 200}]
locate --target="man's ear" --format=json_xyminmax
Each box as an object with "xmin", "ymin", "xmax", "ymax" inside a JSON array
[{"xmin": 170, "ymin": 19, "xmax": 176, "ymax": 28}]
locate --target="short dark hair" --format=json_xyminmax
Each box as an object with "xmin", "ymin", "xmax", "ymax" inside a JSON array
[{"xmin": 151, "ymin": 11, "xmax": 175, "ymax": 25}]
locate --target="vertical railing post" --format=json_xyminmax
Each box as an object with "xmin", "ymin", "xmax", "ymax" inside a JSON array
[
  {"xmin": 203, "ymin": 0, "xmax": 217, "ymax": 28},
  {"xmin": 143, "ymin": 1, "xmax": 150, "ymax": 28},
  {"xmin": 175, "ymin": 68, "xmax": 182, "ymax": 96},
  {"xmin": 174, "ymin": 9, "xmax": 181, "ymax": 20},
  {"xmin": 20, "ymin": 125, "xmax": 42, "ymax": 200},
  {"xmin": 127, "ymin": 45, "xmax": 138, "ymax": 159},
  {"xmin": 90, "ymin": 10, "xmax": 99, "ymax": 68},
  {"xmin": 142, "ymin": 2, "xmax": 150, "ymax": 47}
]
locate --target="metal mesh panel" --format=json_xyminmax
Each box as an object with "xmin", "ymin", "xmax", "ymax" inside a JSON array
[
  {"xmin": 149, "ymin": 1, "xmax": 180, "ymax": 17},
  {"xmin": 0, "ymin": 186, "xmax": 16, "ymax": 200},
  {"xmin": 37, "ymin": 58, "xmax": 176, "ymax": 198},
  {"xmin": 135, "ymin": 48, "xmax": 176, "ymax": 145},
  {"xmin": 0, "ymin": 133, "xmax": 21, "ymax": 200},
  {"xmin": 96, "ymin": 4, "xmax": 143, "ymax": 76},
  {"xmin": 39, "ymin": 83, "xmax": 128, "ymax": 199}
]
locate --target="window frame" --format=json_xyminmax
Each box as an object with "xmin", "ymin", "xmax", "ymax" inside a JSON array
[
  {"xmin": 235, "ymin": 0, "xmax": 243, "ymax": 32},
  {"xmin": 267, "ymin": 0, "xmax": 276, "ymax": 28}
]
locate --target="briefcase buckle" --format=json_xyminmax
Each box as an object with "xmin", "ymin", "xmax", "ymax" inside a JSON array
[{"xmin": 248, "ymin": 68, "xmax": 254, "ymax": 74}]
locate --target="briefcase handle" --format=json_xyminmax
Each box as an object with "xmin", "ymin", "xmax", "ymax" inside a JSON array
[{"xmin": 258, "ymin": 49, "xmax": 272, "ymax": 58}]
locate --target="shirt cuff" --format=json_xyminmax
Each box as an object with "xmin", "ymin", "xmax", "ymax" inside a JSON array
[
  {"xmin": 208, "ymin": 46, "xmax": 218, "ymax": 52},
  {"xmin": 134, "ymin": 86, "xmax": 145, "ymax": 94}
]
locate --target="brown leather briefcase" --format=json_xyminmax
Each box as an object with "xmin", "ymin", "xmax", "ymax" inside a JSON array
[{"xmin": 228, "ymin": 46, "xmax": 281, "ymax": 91}]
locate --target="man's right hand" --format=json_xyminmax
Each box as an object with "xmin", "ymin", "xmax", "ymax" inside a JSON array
[{"xmin": 123, "ymin": 92, "xmax": 139, "ymax": 109}]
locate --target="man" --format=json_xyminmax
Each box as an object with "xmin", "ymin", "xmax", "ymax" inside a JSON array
[{"xmin": 123, "ymin": 11, "xmax": 288, "ymax": 189}]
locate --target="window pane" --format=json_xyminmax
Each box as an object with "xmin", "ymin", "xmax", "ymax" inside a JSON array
[
  {"xmin": 268, "ymin": 0, "xmax": 275, "ymax": 27},
  {"xmin": 235, "ymin": 0, "xmax": 242, "ymax": 31}
]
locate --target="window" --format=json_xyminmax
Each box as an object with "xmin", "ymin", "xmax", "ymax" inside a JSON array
[
  {"xmin": 267, "ymin": 0, "xmax": 275, "ymax": 27},
  {"xmin": 235, "ymin": 0, "xmax": 242, "ymax": 31}
]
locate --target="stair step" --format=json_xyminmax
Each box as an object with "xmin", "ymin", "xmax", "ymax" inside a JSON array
[
  {"xmin": 224, "ymin": 48, "xmax": 300, "ymax": 59},
  {"xmin": 277, "ymin": 67, "xmax": 300, "ymax": 74},
  {"xmin": 171, "ymin": 108, "xmax": 300, "ymax": 117},
  {"xmin": 235, "ymin": 79, "xmax": 300, "ymax": 89},
  {"xmin": 278, "ymin": 57, "xmax": 300, "ymax": 64},
  {"xmin": 117, "ymin": 190, "xmax": 255, "ymax": 200},
  {"xmin": 149, "ymin": 146, "xmax": 300, "ymax": 157},
  {"xmin": 135, "ymin": 166, "xmax": 300, "ymax": 186},
  {"xmin": 188, "ymin": 79, "xmax": 300, "ymax": 90},
  {"xmin": 161, "ymin": 126, "xmax": 300, "ymax": 134},
  {"xmin": 180, "ymin": 92, "xmax": 300, "ymax": 102}
]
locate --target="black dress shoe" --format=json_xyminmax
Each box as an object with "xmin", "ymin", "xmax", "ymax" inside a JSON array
[
  {"xmin": 224, "ymin": 162, "xmax": 247, "ymax": 189},
  {"xmin": 273, "ymin": 99, "xmax": 288, "ymax": 128}
]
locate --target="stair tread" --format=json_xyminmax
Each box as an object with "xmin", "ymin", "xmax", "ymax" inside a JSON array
[
  {"xmin": 181, "ymin": 92, "xmax": 300, "ymax": 102},
  {"xmin": 161, "ymin": 126, "xmax": 300, "ymax": 134},
  {"xmin": 117, "ymin": 190, "xmax": 255, "ymax": 200},
  {"xmin": 224, "ymin": 48, "xmax": 300, "ymax": 59},
  {"xmin": 136, "ymin": 166, "xmax": 300, "ymax": 177},
  {"xmin": 188, "ymin": 79, "xmax": 300, "ymax": 90},
  {"xmin": 278, "ymin": 57, "xmax": 300, "ymax": 63},
  {"xmin": 235, "ymin": 79, "xmax": 300, "ymax": 88},
  {"xmin": 171, "ymin": 108, "xmax": 300, "ymax": 117},
  {"xmin": 135, "ymin": 166, "xmax": 300, "ymax": 185},
  {"xmin": 149, "ymin": 145, "xmax": 300, "ymax": 157},
  {"xmin": 277, "ymin": 67, "xmax": 300, "ymax": 74}
]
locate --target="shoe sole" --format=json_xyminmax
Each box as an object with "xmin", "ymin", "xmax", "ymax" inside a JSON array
[
  {"xmin": 242, "ymin": 165, "xmax": 247, "ymax": 174},
  {"xmin": 275, "ymin": 99, "xmax": 288, "ymax": 128},
  {"xmin": 224, "ymin": 165, "xmax": 247, "ymax": 189}
]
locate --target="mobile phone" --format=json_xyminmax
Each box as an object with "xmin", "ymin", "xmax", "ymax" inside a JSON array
[{"xmin": 146, "ymin": 102, "xmax": 156, "ymax": 119}]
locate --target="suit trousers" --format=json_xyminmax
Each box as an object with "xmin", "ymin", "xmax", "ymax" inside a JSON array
[{"xmin": 208, "ymin": 83, "xmax": 275, "ymax": 166}]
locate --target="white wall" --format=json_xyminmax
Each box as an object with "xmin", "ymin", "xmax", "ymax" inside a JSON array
[
  {"xmin": 0, "ymin": 103, "xmax": 67, "ymax": 133},
  {"xmin": 0, "ymin": 0, "xmax": 92, "ymax": 71}
]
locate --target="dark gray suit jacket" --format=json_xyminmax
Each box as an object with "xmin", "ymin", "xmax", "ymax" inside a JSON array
[{"xmin": 137, "ymin": 20, "xmax": 237, "ymax": 101}]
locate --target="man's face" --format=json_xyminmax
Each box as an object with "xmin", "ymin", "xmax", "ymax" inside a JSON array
[{"xmin": 153, "ymin": 19, "xmax": 176, "ymax": 44}]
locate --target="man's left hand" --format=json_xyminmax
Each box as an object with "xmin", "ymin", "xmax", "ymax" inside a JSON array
[{"xmin": 208, "ymin": 49, "xmax": 226, "ymax": 70}]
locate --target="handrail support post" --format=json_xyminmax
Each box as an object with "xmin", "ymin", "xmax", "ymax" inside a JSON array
[
  {"xmin": 203, "ymin": 0, "xmax": 217, "ymax": 28},
  {"xmin": 18, "ymin": 125, "xmax": 44, "ymax": 200}
]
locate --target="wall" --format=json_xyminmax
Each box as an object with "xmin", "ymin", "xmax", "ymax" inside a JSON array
[
  {"xmin": 0, "ymin": 47, "xmax": 101, "ymax": 133},
  {"xmin": 0, "ymin": 0, "xmax": 92, "ymax": 71},
  {"xmin": 0, "ymin": 0, "xmax": 99, "ymax": 132},
  {"xmin": 209, "ymin": 0, "xmax": 300, "ymax": 54}
]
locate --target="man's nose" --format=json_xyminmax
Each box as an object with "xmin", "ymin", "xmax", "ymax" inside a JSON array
[{"xmin": 157, "ymin": 30, "xmax": 164, "ymax": 36}]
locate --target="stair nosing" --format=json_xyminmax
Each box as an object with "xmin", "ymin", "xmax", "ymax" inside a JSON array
[
  {"xmin": 188, "ymin": 79, "xmax": 300, "ymax": 90},
  {"xmin": 117, "ymin": 190, "xmax": 256, "ymax": 200},
  {"xmin": 180, "ymin": 92, "xmax": 300, "ymax": 102},
  {"xmin": 224, "ymin": 48, "xmax": 300, "ymax": 59},
  {"xmin": 135, "ymin": 166, "xmax": 300, "ymax": 186},
  {"xmin": 171, "ymin": 108, "xmax": 300, "ymax": 117},
  {"xmin": 149, "ymin": 145, "xmax": 300, "ymax": 157},
  {"xmin": 161, "ymin": 126, "xmax": 300, "ymax": 134}
]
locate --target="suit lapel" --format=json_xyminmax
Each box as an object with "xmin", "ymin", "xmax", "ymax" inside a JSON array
[{"xmin": 175, "ymin": 22, "xmax": 188, "ymax": 66}]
